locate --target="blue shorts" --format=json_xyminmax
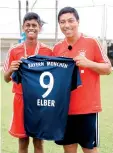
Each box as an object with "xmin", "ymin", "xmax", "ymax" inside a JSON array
[{"xmin": 55, "ymin": 113, "xmax": 99, "ymax": 149}]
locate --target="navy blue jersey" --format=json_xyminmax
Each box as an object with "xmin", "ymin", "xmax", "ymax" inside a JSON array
[{"xmin": 12, "ymin": 55, "xmax": 81, "ymax": 140}]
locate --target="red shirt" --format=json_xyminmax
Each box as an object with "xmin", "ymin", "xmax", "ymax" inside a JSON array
[
  {"xmin": 3, "ymin": 42, "xmax": 52, "ymax": 94},
  {"xmin": 53, "ymin": 34, "xmax": 110, "ymax": 114}
]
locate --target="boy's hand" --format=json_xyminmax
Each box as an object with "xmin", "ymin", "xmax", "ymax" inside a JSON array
[
  {"xmin": 9, "ymin": 60, "xmax": 22, "ymax": 73},
  {"xmin": 4, "ymin": 60, "xmax": 22, "ymax": 83}
]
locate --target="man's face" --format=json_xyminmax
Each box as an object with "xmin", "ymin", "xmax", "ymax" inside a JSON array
[
  {"xmin": 23, "ymin": 19, "xmax": 40, "ymax": 40},
  {"xmin": 59, "ymin": 13, "xmax": 79, "ymax": 38}
]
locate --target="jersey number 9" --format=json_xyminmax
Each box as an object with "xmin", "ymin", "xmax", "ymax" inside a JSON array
[{"xmin": 39, "ymin": 72, "xmax": 54, "ymax": 98}]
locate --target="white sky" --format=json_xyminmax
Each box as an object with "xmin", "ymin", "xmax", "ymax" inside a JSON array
[{"xmin": 0, "ymin": 0, "xmax": 113, "ymax": 39}]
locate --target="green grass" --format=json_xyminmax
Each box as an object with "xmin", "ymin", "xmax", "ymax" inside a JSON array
[{"xmin": 1, "ymin": 72, "xmax": 113, "ymax": 153}]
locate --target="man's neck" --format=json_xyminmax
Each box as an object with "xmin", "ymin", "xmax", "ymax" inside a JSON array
[{"xmin": 66, "ymin": 33, "xmax": 81, "ymax": 46}]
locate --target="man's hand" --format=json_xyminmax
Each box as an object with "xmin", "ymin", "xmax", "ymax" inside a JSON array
[
  {"xmin": 73, "ymin": 55, "xmax": 91, "ymax": 68},
  {"xmin": 73, "ymin": 55, "xmax": 112, "ymax": 75}
]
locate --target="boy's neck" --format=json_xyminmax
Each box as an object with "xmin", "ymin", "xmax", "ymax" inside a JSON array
[{"xmin": 25, "ymin": 39, "xmax": 38, "ymax": 47}]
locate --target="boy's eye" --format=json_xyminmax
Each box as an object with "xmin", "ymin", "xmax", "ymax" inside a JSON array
[
  {"xmin": 26, "ymin": 24, "xmax": 37, "ymax": 28},
  {"xmin": 32, "ymin": 24, "xmax": 37, "ymax": 28},
  {"xmin": 26, "ymin": 24, "xmax": 30, "ymax": 27}
]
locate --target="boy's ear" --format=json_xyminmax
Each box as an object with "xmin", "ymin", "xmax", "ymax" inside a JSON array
[
  {"xmin": 38, "ymin": 26, "xmax": 42, "ymax": 33},
  {"xmin": 39, "ymin": 27, "xmax": 41, "ymax": 32},
  {"xmin": 22, "ymin": 25, "xmax": 25, "ymax": 32}
]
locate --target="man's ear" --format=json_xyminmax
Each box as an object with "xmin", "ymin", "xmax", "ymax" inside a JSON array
[{"xmin": 77, "ymin": 20, "xmax": 80, "ymax": 25}]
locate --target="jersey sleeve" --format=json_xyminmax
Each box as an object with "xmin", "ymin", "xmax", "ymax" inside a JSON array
[
  {"xmin": 40, "ymin": 43, "xmax": 53, "ymax": 56},
  {"xmin": 11, "ymin": 70, "xmax": 22, "ymax": 84},
  {"xmin": 52, "ymin": 45, "xmax": 58, "ymax": 56},
  {"xmin": 94, "ymin": 39, "xmax": 111, "ymax": 65},
  {"xmin": 71, "ymin": 65, "xmax": 82, "ymax": 91},
  {"xmin": 44, "ymin": 48, "xmax": 53, "ymax": 56},
  {"xmin": 52, "ymin": 41, "xmax": 63, "ymax": 57},
  {"xmin": 3, "ymin": 48, "xmax": 15, "ymax": 73}
]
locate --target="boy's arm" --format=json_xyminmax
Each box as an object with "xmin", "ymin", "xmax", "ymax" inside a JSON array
[
  {"xmin": 3, "ymin": 47, "xmax": 22, "ymax": 83},
  {"xmin": 4, "ymin": 60, "xmax": 22, "ymax": 83}
]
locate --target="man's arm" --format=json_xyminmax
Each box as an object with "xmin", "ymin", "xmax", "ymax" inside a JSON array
[
  {"xmin": 85, "ymin": 59, "xmax": 112, "ymax": 75},
  {"xmin": 74, "ymin": 56, "xmax": 112, "ymax": 75}
]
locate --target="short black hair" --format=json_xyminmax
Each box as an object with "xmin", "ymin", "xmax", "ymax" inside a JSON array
[
  {"xmin": 23, "ymin": 12, "xmax": 44, "ymax": 27},
  {"xmin": 58, "ymin": 7, "xmax": 79, "ymax": 22}
]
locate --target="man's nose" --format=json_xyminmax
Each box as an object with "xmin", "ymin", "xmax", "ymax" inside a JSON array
[{"xmin": 64, "ymin": 21, "xmax": 70, "ymax": 27}]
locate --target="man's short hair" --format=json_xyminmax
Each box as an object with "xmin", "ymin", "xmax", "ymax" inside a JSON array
[
  {"xmin": 58, "ymin": 7, "xmax": 79, "ymax": 22},
  {"xmin": 23, "ymin": 12, "xmax": 44, "ymax": 27}
]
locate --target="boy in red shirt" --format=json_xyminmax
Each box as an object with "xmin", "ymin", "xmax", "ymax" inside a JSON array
[
  {"xmin": 3, "ymin": 12, "xmax": 52, "ymax": 153},
  {"xmin": 53, "ymin": 7, "xmax": 112, "ymax": 153}
]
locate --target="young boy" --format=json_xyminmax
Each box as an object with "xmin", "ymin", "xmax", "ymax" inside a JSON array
[{"xmin": 3, "ymin": 12, "xmax": 52, "ymax": 153}]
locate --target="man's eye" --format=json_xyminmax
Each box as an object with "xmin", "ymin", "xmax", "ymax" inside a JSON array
[
  {"xmin": 68, "ymin": 20, "xmax": 75, "ymax": 23},
  {"xmin": 60, "ymin": 21, "xmax": 65, "ymax": 24}
]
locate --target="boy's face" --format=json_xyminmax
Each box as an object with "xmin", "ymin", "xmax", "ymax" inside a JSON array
[
  {"xmin": 23, "ymin": 19, "xmax": 40, "ymax": 40},
  {"xmin": 59, "ymin": 13, "xmax": 79, "ymax": 38}
]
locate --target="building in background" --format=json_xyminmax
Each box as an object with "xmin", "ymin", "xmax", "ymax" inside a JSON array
[{"xmin": 1, "ymin": 37, "xmax": 113, "ymax": 66}]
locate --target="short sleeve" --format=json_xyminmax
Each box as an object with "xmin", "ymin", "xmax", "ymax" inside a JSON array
[
  {"xmin": 71, "ymin": 65, "xmax": 81, "ymax": 91},
  {"xmin": 11, "ymin": 70, "xmax": 22, "ymax": 84},
  {"xmin": 3, "ymin": 48, "xmax": 14, "ymax": 73},
  {"xmin": 52, "ymin": 45, "xmax": 58, "ymax": 56},
  {"xmin": 94, "ymin": 39, "xmax": 110, "ymax": 64}
]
